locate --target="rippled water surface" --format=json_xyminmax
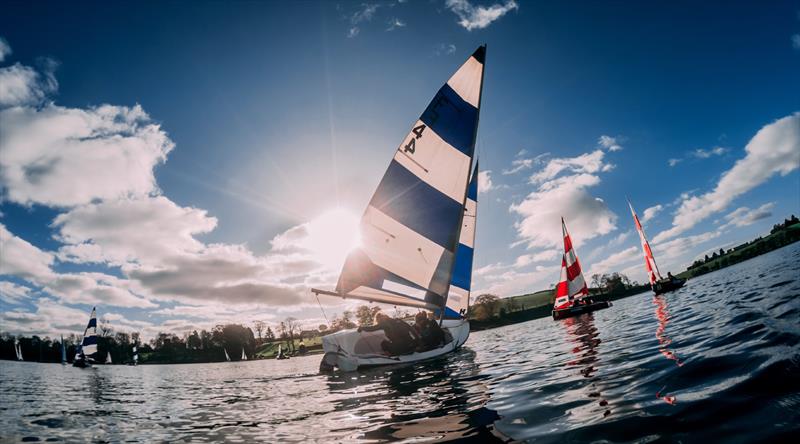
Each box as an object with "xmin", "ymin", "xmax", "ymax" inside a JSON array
[{"xmin": 2, "ymin": 244, "xmax": 799, "ymax": 443}]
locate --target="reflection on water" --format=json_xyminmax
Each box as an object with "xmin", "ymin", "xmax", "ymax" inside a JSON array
[
  {"xmin": 1, "ymin": 243, "xmax": 800, "ymax": 442},
  {"xmin": 653, "ymin": 295, "xmax": 683, "ymax": 405},
  {"xmin": 561, "ymin": 314, "xmax": 611, "ymax": 418}
]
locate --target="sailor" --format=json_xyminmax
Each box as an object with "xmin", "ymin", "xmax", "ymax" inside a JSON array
[
  {"xmin": 358, "ymin": 311, "xmax": 420, "ymax": 355},
  {"xmin": 667, "ymin": 272, "xmax": 676, "ymax": 282}
]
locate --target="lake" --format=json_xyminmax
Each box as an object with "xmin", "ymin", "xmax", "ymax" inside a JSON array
[{"xmin": 1, "ymin": 243, "xmax": 799, "ymax": 442}]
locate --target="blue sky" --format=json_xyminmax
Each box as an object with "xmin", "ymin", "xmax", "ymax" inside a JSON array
[{"xmin": 1, "ymin": 1, "xmax": 798, "ymax": 338}]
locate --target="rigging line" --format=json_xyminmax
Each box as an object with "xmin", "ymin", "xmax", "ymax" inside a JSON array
[
  {"xmin": 397, "ymin": 149, "xmax": 430, "ymax": 173},
  {"xmin": 314, "ymin": 292, "xmax": 330, "ymax": 325}
]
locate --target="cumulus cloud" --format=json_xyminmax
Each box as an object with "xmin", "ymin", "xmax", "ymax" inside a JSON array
[
  {"xmin": 653, "ymin": 230, "xmax": 721, "ymax": 260},
  {"xmin": 587, "ymin": 246, "xmax": 640, "ymax": 277},
  {"xmin": 513, "ymin": 250, "xmax": 560, "ymax": 268},
  {"xmin": 445, "ymin": 0, "xmax": 518, "ymax": 31},
  {"xmin": 54, "ymin": 196, "xmax": 217, "ymax": 266},
  {"xmin": 512, "ymin": 148, "xmax": 618, "ymax": 251},
  {"xmin": 720, "ymin": 202, "xmax": 775, "ymax": 229},
  {"xmin": 0, "ymin": 60, "xmax": 58, "ymax": 107},
  {"xmin": 0, "ymin": 223, "xmax": 55, "ymax": 282},
  {"xmin": 641, "ymin": 204, "xmax": 664, "ymax": 223},
  {"xmin": 654, "ymin": 113, "xmax": 800, "ymax": 243},
  {"xmin": 0, "ymin": 103, "xmax": 174, "ymax": 206}
]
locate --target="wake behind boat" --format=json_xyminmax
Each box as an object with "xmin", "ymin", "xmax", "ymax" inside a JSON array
[
  {"xmin": 629, "ymin": 201, "xmax": 686, "ymax": 295},
  {"xmin": 552, "ymin": 218, "xmax": 612, "ymax": 320},
  {"xmin": 312, "ymin": 46, "xmax": 486, "ymax": 372}
]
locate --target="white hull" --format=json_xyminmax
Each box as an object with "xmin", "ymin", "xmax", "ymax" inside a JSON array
[{"xmin": 320, "ymin": 319, "xmax": 470, "ymax": 372}]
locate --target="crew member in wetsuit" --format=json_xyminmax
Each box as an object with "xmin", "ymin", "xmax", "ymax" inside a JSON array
[
  {"xmin": 413, "ymin": 311, "xmax": 446, "ymax": 351},
  {"xmin": 358, "ymin": 312, "xmax": 420, "ymax": 355}
]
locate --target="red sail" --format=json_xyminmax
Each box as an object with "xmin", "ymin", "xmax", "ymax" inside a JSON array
[
  {"xmin": 553, "ymin": 218, "xmax": 589, "ymax": 310},
  {"xmin": 628, "ymin": 201, "xmax": 662, "ymax": 288}
]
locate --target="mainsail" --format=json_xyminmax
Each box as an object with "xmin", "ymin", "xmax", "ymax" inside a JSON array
[
  {"xmin": 553, "ymin": 218, "xmax": 590, "ymax": 310},
  {"xmin": 224, "ymin": 348, "xmax": 231, "ymax": 362},
  {"xmin": 14, "ymin": 338, "xmax": 22, "ymax": 361},
  {"xmin": 105, "ymin": 352, "xmax": 112, "ymax": 364},
  {"xmin": 628, "ymin": 201, "xmax": 662, "ymax": 288},
  {"xmin": 314, "ymin": 46, "xmax": 486, "ymax": 312},
  {"xmin": 132, "ymin": 345, "xmax": 138, "ymax": 365},
  {"xmin": 241, "ymin": 348, "xmax": 247, "ymax": 361},
  {"xmin": 80, "ymin": 307, "xmax": 98, "ymax": 358},
  {"xmin": 60, "ymin": 335, "xmax": 66, "ymax": 364},
  {"xmin": 444, "ymin": 162, "xmax": 480, "ymax": 318}
]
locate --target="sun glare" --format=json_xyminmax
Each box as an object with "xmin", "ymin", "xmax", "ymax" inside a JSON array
[{"xmin": 305, "ymin": 208, "xmax": 361, "ymax": 271}]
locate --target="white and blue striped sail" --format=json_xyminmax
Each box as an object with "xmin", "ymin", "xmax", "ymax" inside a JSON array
[
  {"xmin": 61, "ymin": 335, "xmax": 66, "ymax": 364},
  {"xmin": 321, "ymin": 46, "xmax": 486, "ymax": 311},
  {"xmin": 444, "ymin": 162, "xmax": 479, "ymax": 318},
  {"xmin": 80, "ymin": 307, "xmax": 98, "ymax": 357}
]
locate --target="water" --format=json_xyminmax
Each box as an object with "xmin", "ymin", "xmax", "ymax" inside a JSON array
[{"xmin": 2, "ymin": 244, "xmax": 799, "ymax": 443}]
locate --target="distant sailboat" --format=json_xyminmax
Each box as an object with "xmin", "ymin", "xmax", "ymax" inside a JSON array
[
  {"xmin": 628, "ymin": 201, "xmax": 686, "ymax": 294},
  {"xmin": 129, "ymin": 345, "xmax": 139, "ymax": 366},
  {"xmin": 312, "ymin": 46, "xmax": 486, "ymax": 371},
  {"xmin": 14, "ymin": 338, "xmax": 23, "ymax": 361},
  {"xmin": 240, "ymin": 348, "xmax": 247, "ymax": 361},
  {"xmin": 552, "ymin": 218, "xmax": 612, "ymax": 320},
  {"xmin": 105, "ymin": 352, "xmax": 112, "ymax": 365},
  {"xmin": 224, "ymin": 348, "xmax": 231, "ymax": 362},
  {"xmin": 60, "ymin": 335, "xmax": 67, "ymax": 365},
  {"xmin": 73, "ymin": 307, "xmax": 98, "ymax": 368},
  {"xmin": 276, "ymin": 343, "xmax": 289, "ymax": 360}
]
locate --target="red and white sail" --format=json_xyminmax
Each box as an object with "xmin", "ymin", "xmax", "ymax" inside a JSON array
[
  {"xmin": 629, "ymin": 201, "xmax": 662, "ymax": 288},
  {"xmin": 553, "ymin": 218, "xmax": 589, "ymax": 310}
]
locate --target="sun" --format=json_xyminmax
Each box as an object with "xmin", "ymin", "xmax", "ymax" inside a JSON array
[{"xmin": 304, "ymin": 208, "xmax": 361, "ymax": 271}]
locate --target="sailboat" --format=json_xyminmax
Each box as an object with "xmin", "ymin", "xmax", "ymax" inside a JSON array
[
  {"xmin": 14, "ymin": 338, "xmax": 23, "ymax": 361},
  {"xmin": 628, "ymin": 201, "xmax": 686, "ymax": 294},
  {"xmin": 73, "ymin": 307, "xmax": 98, "ymax": 368},
  {"xmin": 128, "ymin": 345, "xmax": 139, "ymax": 366},
  {"xmin": 240, "ymin": 347, "xmax": 247, "ymax": 361},
  {"xmin": 105, "ymin": 352, "xmax": 112, "ymax": 365},
  {"xmin": 60, "ymin": 335, "xmax": 67, "ymax": 365},
  {"xmin": 224, "ymin": 348, "xmax": 231, "ymax": 362},
  {"xmin": 552, "ymin": 218, "xmax": 612, "ymax": 320},
  {"xmin": 276, "ymin": 343, "xmax": 289, "ymax": 360},
  {"xmin": 312, "ymin": 46, "xmax": 485, "ymax": 372}
]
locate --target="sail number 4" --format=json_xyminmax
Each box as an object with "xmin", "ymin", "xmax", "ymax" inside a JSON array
[{"xmin": 403, "ymin": 124, "xmax": 426, "ymax": 154}]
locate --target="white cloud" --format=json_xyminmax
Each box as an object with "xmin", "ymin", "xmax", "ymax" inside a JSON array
[
  {"xmin": 54, "ymin": 196, "xmax": 217, "ymax": 266},
  {"xmin": 668, "ymin": 158, "xmax": 682, "ymax": 167},
  {"xmin": 598, "ymin": 135, "xmax": 623, "ymax": 152},
  {"xmin": 529, "ymin": 150, "xmax": 613, "ymax": 184},
  {"xmin": 386, "ymin": 18, "xmax": 406, "ymax": 31},
  {"xmin": 0, "ymin": 103, "xmax": 174, "ymax": 207},
  {"xmin": 653, "ymin": 113, "xmax": 800, "ymax": 243},
  {"xmin": 351, "ymin": 3, "xmax": 379, "ymax": 24},
  {"xmin": 0, "ymin": 62, "xmax": 57, "ymax": 107},
  {"xmin": 692, "ymin": 146, "xmax": 728, "ymax": 159},
  {"xmin": 0, "ymin": 223, "xmax": 55, "ymax": 282},
  {"xmin": 587, "ymin": 246, "xmax": 640, "ymax": 277},
  {"xmin": 478, "ymin": 170, "xmax": 493, "ymax": 193},
  {"xmin": 792, "ymin": 34, "xmax": 800, "ymax": 50},
  {"xmin": 503, "ymin": 152, "xmax": 549, "ymax": 175},
  {"xmin": 0, "ymin": 281, "xmax": 32, "ymax": 304},
  {"xmin": 0, "ymin": 37, "xmax": 11, "ymax": 62},
  {"xmin": 348, "ymin": 27, "xmax": 360, "ymax": 38},
  {"xmin": 434, "ymin": 43, "xmax": 457, "ymax": 56},
  {"xmin": 653, "ymin": 230, "xmax": 721, "ymax": 260},
  {"xmin": 511, "ymin": 147, "xmax": 618, "ymax": 251},
  {"xmin": 445, "ymin": 0, "xmax": 518, "ymax": 31},
  {"xmin": 720, "ymin": 202, "xmax": 775, "ymax": 229},
  {"xmin": 513, "ymin": 250, "xmax": 560, "ymax": 268},
  {"xmin": 641, "ymin": 204, "xmax": 663, "ymax": 223}
]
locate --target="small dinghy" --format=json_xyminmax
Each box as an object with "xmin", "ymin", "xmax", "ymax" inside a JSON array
[
  {"xmin": 312, "ymin": 46, "xmax": 486, "ymax": 371},
  {"xmin": 275, "ymin": 344, "xmax": 289, "ymax": 360},
  {"xmin": 73, "ymin": 307, "xmax": 98, "ymax": 368},
  {"xmin": 628, "ymin": 201, "xmax": 687, "ymax": 295},
  {"xmin": 128, "ymin": 345, "xmax": 139, "ymax": 366},
  {"xmin": 14, "ymin": 338, "xmax": 23, "ymax": 361},
  {"xmin": 552, "ymin": 218, "xmax": 612, "ymax": 320}
]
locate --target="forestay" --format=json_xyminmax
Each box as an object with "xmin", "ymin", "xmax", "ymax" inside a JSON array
[
  {"xmin": 553, "ymin": 218, "xmax": 590, "ymax": 310},
  {"xmin": 318, "ymin": 46, "xmax": 486, "ymax": 311}
]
